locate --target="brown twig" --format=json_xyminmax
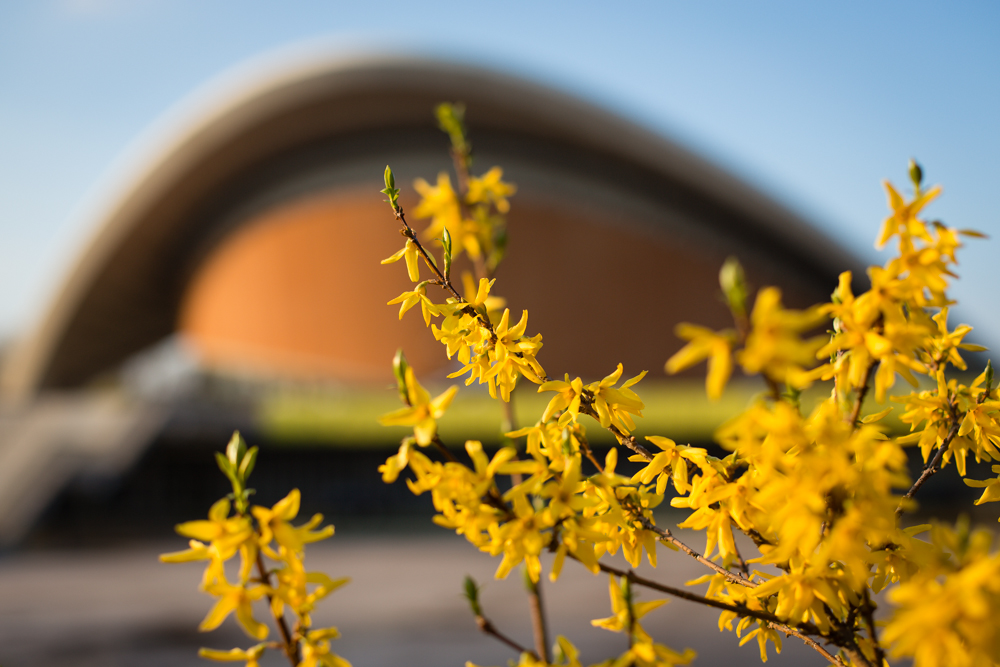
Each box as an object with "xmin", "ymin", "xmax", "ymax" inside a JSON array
[
  {"xmin": 625, "ymin": 580, "xmax": 636, "ymax": 649},
  {"xmin": 500, "ymin": 392, "xmax": 524, "ymax": 486},
  {"xmin": 395, "ymin": 208, "xmax": 460, "ymax": 299},
  {"xmin": 451, "ymin": 147, "xmax": 471, "ymax": 199},
  {"xmin": 860, "ymin": 590, "xmax": 885, "ymax": 667},
  {"xmin": 483, "ymin": 486, "xmax": 516, "ymax": 521},
  {"xmin": 525, "ymin": 576, "xmax": 550, "ymax": 663},
  {"xmin": 578, "ymin": 404, "xmax": 654, "ymax": 461},
  {"xmin": 731, "ymin": 535, "xmax": 752, "ymax": 578},
  {"xmin": 840, "ymin": 639, "xmax": 876, "ymax": 667},
  {"xmin": 474, "ymin": 614, "xmax": 536, "ymax": 658},
  {"xmin": 765, "ymin": 376, "xmax": 782, "ymax": 402},
  {"xmin": 255, "ymin": 551, "xmax": 299, "ymax": 667},
  {"xmin": 431, "ymin": 435, "xmax": 461, "ymax": 463},
  {"xmin": 782, "ymin": 627, "xmax": 848, "ymax": 667},
  {"xmin": 896, "ymin": 418, "xmax": 960, "ymax": 517},
  {"xmin": 391, "ymin": 205, "xmax": 502, "ymax": 343},
  {"xmin": 614, "ymin": 432, "xmax": 655, "ymax": 461},
  {"xmin": 586, "ymin": 558, "xmax": 849, "ymax": 666},
  {"xmin": 500, "ymin": 391, "xmax": 518, "ymax": 436},
  {"xmin": 634, "ymin": 515, "xmax": 755, "ymax": 589},
  {"xmin": 577, "ymin": 432, "xmax": 605, "ymax": 474},
  {"xmin": 847, "ymin": 361, "xmax": 875, "ymax": 428},
  {"xmin": 739, "ymin": 525, "xmax": 775, "ymax": 549},
  {"xmin": 581, "ymin": 557, "xmax": 819, "ymax": 634}
]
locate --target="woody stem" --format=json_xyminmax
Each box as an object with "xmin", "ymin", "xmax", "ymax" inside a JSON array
[
  {"xmin": 395, "ymin": 207, "xmax": 462, "ymax": 301},
  {"xmin": 500, "ymin": 392, "xmax": 525, "ymax": 486},
  {"xmin": 431, "ymin": 435, "xmax": 460, "ymax": 463},
  {"xmin": 861, "ymin": 590, "xmax": 886, "ymax": 667},
  {"xmin": 847, "ymin": 362, "xmax": 875, "ymax": 428},
  {"xmin": 765, "ymin": 376, "xmax": 782, "ymax": 402},
  {"xmin": 579, "ymin": 403, "xmax": 653, "ymax": 461},
  {"xmin": 392, "ymin": 205, "xmax": 504, "ymax": 347},
  {"xmin": 526, "ymin": 576, "xmax": 550, "ymax": 663},
  {"xmin": 580, "ymin": 557, "xmax": 818, "ymax": 632},
  {"xmin": 451, "ymin": 146, "xmax": 471, "ymax": 195},
  {"xmin": 255, "ymin": 551, "xmax": 299, "ymax": 667},
  {"xmin": 584, "ymin": 557, "xmax": 846, "ymax": 667},
  {"xmin": 474, "ymin": 613, "xmax": 536, "ymax": 657},
  {"xmin": 731, "ymin": 536, "xmax": 752, "ymax": 577},
  {"xmin": 577, "ymin": 433, "xmax": 605, "ymax": 473},
  {"xmin": 653, "ymin": 519, "xmax": 754, "ymax": 587},
  {"xmin": 896, "ymin": 418, "xmax": 960, "ymax": 517}
]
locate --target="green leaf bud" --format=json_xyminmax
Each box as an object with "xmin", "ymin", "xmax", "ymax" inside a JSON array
[
  {"xmin": 380, "ymin": 165, "xmax": 400, "ymax": 207},
  {"xmin": 719, "ymin": 256, "xmax": 748, "ymax": 318},
  {"xmin": 909, "ymin": 159, "xmax": 923, "ymax": 192},
  {"xmin": 463, "ymin": 575, "xmax": 482, "ymax": 617},
  {"xmin": 783, "ymin": 385, "xmax": 802, "ymax": 410},
  {"xmin": 227, "ymin": 431, "xmax": 248, "ymax": 468},
  {"xmin": 435, "ymin": 102, "xmax": 470, "ymax": 158},
  {"xmin": 393, "ymin": 349, "xmax": 411, "ymax": 405},
  {"xmin": 239, "ymin": 446, "xmax": 258, "ymax": 482},
  {"xmin": 620, "ymin": 576, "xmax": 633, "ymax": 608},
  {"xmin": 215, "ymin": 451, "xmax": 235, "ymax": 478},
  {"xmin": 442, "ymin": 226, "xmax": 453, "ymax": 279}
]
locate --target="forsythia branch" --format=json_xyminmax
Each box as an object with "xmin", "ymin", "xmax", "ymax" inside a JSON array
[
  {"xmin": 896, "ymin": 417, "xmax": 960, "ymax": 517},
  {"xmin": 254, "ymin": 550, "xmax": 300, "ymax": 666},
  {"xmin": 375, "ymin": 117, "xmax": 1000, "ymax": 667}
]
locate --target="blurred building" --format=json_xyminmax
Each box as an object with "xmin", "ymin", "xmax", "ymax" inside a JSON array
[{"xmin": 0, "ymin": 56, "xmax": 858, "ymax": 546}]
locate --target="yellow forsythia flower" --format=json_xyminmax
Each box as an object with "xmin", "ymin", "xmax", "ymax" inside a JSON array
[
  {"xmin": 665, "ymin": 323, "xmax": 735, "ymax": 400},
  {"xmin": 737, "ymin": 287, "xmax": 826, "ymax": 388},
  {"xmin": 378, "ymin": 366, "xmax": 458, "ymax": 445},
  {"xmin": 198, "ymin": 644, "xmax": 267, "ymax": 667},
  {"xmin": 252, "ymin": 488, "xmax": 335, "ymax": 557}
]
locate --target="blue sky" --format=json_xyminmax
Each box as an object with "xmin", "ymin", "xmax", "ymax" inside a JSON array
[{"xmin": 1, "ymin": 0, "xmax": 998, "ymax": 346}]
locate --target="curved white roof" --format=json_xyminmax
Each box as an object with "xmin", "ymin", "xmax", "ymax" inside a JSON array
[{"xmin": 0, "ymin": 53, "xmax": 858, "ymax": 400}]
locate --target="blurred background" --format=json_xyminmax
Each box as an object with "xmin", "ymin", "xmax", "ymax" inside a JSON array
[{"xmin": 1, "ymin": 2, "xmax": 998, "ymax": 665}]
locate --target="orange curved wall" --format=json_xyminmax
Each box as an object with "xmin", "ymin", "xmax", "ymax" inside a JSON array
[{"xmin": 179, "ymin": 188, "xmax": 817, "ymax": 385}]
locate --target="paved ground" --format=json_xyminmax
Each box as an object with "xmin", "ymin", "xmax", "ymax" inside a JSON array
[{"xmin": 0, "ymin": 531, "xmax": 827, "ymax": 667}]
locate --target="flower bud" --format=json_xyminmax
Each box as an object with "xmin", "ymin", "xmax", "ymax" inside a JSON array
[
  {"xmin": 463, "ymin": 576, "xmax": 482, "ymax": 617},
  {"xmin": 227, "ymin": 430, "xmax": 248, "ymax": 469},
  {"xmin": 380, "ymin": 165, "xmax": 400, "ymax": 208},
  {"xmin": 909, "ymin": 158, "xmax": 923, "ymax": 191},
  {"xmin": 719, "ymin": 256, "xmax": 748, "ymax": 319},
  {"xmin": 442, "ymin": 226, "xmax": 453, "ymax": 279},
  {"xmin": 393, "ymin": 349, "xmax": 411, "ymax": 405}
]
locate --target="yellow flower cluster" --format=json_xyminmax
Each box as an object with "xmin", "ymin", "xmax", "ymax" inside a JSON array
[
  {"xmin": 379, "ymin": 143, "xmax": 1000, "ymax": 667},
  {"xmin": 662, "ymin": 166, "xmax": 1000, "ymax": 666},
  {"xmin": 383, "ymin": 236, "xmax": 545, "ymax": 401},
  {"xmin": 471, "ymin": 577, "xmax": 696, "ymax": 667},
  {"xmin": 161, "ymin": 432, "xmax": 350, "ymax": 667},
  {"xmin": 379, "ymin": 421, "xmax": 662, "ymax": 585},
  {"xmin": 667, "ymin": 287, "xmax": 826, "ymax": 400},
  {"xmin": 378, "ymin": 115, "xmax": 696, "ymax": 664},
  {"xmin": 882, "ymin": 520, "xmax": 1000, "ymax": 667},
  {"xmin": 414, "ymin": 166, "xmax": 515, "ymax": 267}
]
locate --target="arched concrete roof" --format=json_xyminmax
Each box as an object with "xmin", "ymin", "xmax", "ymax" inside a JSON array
[{"xmin": 0, "ymin": 54, "xmax": 860, "ymax": 400}]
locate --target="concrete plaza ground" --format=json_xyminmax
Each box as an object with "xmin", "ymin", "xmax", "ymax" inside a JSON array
[{"xmin": 0, "ymin": 531, "xmax": 826, "ymax": 667}]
